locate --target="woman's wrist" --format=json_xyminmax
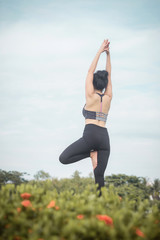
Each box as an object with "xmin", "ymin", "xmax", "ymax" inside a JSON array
[{"xmin": 98, "ymin": 49, "xmax": 102, "ymax": 55}]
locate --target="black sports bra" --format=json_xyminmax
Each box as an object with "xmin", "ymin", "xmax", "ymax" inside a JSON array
[{"xmin": 82, "ymin": 92, "xmax": 108, "ymax": 122}]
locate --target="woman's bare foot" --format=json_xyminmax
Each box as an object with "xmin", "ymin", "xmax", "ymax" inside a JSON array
[{"xmin": 90, "ymin": 151, "xmax": 98, "ymax": 170}]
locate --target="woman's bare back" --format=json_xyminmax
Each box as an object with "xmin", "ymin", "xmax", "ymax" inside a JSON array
[{"xmin": 84, "ymin": 92, "xmax": 112, "ymax": 127}]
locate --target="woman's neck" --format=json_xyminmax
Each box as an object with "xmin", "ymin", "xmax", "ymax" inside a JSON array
[{"xmin": 95, "ymin": 89, "xmax": 102, "ymax": 94}]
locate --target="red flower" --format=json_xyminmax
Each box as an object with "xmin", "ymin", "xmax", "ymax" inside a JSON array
[
  {"xmin": 96, "ymin": 214, "xmax": 113, "ymax": 225},
  {"xmin": 119, "ymin": 196, "xmax": 122, "ymax": 200},
  {"xmin": 47, "ymin": 200, "xmax": 56, "ymax": 208},
  {"xmin": 17, "ymin": 207, "xmax": 21, "ymax": 213},
  {"xmin": 77, "ymin": 214, "xmax": 84, "ymax": 219},
  {"xmin": 21, "ymin": 200, "xmax": 32, "ymax": 208},
  {"xmin": 55, "ymin": 205, "xmax": 60, "ymax": 210},
  {"xmin": 135, "ymin": 228, "xmax": 145, "ymax": 238},
  {"xmin": 20, "ymin": 193, "xmax": 31, "ymax": 199}
]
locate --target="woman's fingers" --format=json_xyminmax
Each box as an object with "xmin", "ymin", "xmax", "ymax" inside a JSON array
[
  {"xmin": 100, "ymin": 39, "xmax": 110, "ymax": 53},
  {"xmin": 105, "ymin": 40, "xmax": 110, "ymax": 46},
  {"xmin": 104, "ymin": 44, "xmax": 110, "ymax": 50},
  {"xmin": 103, "ymin": 40, "xmax": 110, "ymax": 52}
]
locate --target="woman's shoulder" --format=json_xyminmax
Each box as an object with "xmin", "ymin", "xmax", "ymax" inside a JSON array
[
  {"xmin": 86, "ymin": 92, "xmax": 112, "ymax": 101},
  {"xmin": 85, "ymin": 92, "xmax": 99, "ymax": 103}
]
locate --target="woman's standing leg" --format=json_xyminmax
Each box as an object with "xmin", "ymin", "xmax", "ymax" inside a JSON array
[
  {"xmin": 93, "ymin": 149, "xmax": 110, "ymax": 197},
  {"xmin": 59, "ymin": 136, "xmax": 91, "ymax": 164}
]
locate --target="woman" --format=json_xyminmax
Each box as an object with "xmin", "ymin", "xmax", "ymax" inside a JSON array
[{"xmin": 59, "ymin": 39, "xmax": 112, "ymax": 197}]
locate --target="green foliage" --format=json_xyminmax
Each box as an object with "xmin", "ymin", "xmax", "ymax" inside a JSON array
[
  {"xmin": 34, "ymin": 170, "xmax": 51, "ymax": 181},
  {"xmin": 0, "ymin": 169, "xmax": 29, "ymax": 187},
  {"xmin": 104, "ymin": 174, "xmax": 159, "ymax": 203},
  {"xmin": 153, "ymin": 178, "xmax": 160, "ymax": 193},
  {"xmin": 0, "ymin": 180, "xmax": 160, "ymax": 240}
]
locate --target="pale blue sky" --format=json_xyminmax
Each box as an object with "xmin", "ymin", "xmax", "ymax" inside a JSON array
[{"xmin": 0, "ymin": 0, "xmax": 160, "ymax": 182}]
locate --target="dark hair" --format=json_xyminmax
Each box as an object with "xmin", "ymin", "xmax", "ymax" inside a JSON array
[{"xmin": 93, "ymin": 70, "xmax": 108, "ymax": 91}]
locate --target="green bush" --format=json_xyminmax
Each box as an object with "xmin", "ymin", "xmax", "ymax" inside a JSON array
[{"xmin": 0, "ymin": 181, "xmax": 160, "ymax": 240}]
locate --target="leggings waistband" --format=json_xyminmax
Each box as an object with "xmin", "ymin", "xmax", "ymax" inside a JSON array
[{"xmin": 84, "ymin": 123, "xmax": 107, "ymax": 133}]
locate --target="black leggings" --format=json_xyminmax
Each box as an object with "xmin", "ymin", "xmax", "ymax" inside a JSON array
[{"xmin": 59, "ymin": 123, "xmax": 110, "ymax": 196}]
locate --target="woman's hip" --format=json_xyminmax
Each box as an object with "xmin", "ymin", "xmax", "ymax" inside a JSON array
[{"xmin": 83, "ymin": 124, "xmax": 110, "ymax": 151}]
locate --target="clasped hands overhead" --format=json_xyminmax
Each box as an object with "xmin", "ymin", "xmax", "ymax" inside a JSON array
[{"xmin": 99, "ymin": 39, "xmax": 110, "ymax": 54}]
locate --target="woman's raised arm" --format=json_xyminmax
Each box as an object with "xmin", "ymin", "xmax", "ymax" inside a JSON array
[
  {"xmin": 104, "ymin": 49, "xmax": 112, "ymax": 98},
  {"xmin": 85, "ymin": 40, "xmax": 109, "ymax": 98},
  {"xmin": 85, "ymin": 50, "xmax": 101, "ymax": 98}
]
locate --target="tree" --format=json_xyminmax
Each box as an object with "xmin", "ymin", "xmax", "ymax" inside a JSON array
[
  {"xmin": 71, "ymin": 170, "xmax": 81, "ymax": 180},
  {"xmin": 34, "ymin": 170, "xmax": 51, "ymax": 181},
  {"xmin": 153, "ymin": 178, "xmax": 160, "ymax": 192},
  {"xmin": 0, "ymin": 169, "xmax": 29, "ymax": 186}
]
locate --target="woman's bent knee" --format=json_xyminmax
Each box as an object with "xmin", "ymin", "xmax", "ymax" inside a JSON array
[{"xmin": 59, "ymin": 153, "xmax": 67, "ymax": 164}]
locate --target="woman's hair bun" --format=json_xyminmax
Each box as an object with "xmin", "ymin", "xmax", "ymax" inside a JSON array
[{"xmin": 93, "ymin": 70, "xmax": 108, "ymax": 91}]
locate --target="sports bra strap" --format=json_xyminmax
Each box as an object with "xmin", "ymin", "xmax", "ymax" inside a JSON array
[{"xmin": 96, "ymin": 92, "xmax": 105, "ymax": 112}]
